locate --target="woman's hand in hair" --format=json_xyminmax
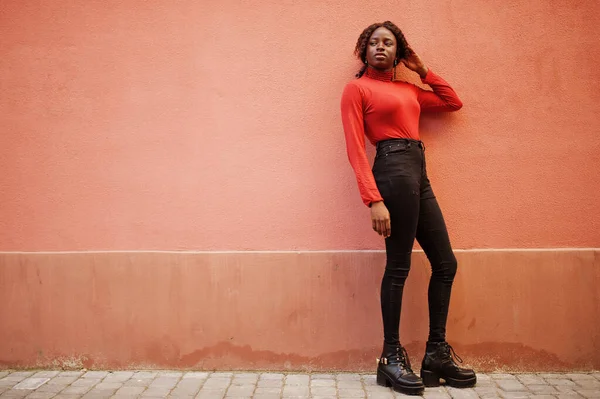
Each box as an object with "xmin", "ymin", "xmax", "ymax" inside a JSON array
[{"xmin": 401, "ymin": 47, "xmax": 428, "ymax": 78}]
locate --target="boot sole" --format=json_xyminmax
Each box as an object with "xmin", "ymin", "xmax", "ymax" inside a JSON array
[
  {"xmin": 377, "ymin": 370, "xmax": 424, "ymax": 395},
  {"xmin": 421, "ymin": 369, "xmax": 477, "ymax": 388}
]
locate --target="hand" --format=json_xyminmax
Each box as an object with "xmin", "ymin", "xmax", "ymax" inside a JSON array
[
  {"xmin": 370, "ymin": 201, "xmax": 391, "ymax": 238},
  {"xmin": 401, "ymin": 47, "xmax": 429, "ymax": 78}
]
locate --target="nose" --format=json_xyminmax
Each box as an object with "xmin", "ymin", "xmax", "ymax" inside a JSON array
[{"xmin": 376, "ymin": 42, "xmax": 385, "ymax": 51}]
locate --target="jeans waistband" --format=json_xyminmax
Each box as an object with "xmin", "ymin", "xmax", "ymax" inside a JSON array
[{"xmin": 376, "ymin": 138, "xmax": 425, "ymax": 153}]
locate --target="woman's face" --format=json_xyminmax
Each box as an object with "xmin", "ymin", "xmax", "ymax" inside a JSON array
[{"xmin": 365, "ymin": 27, "xmax": 397, "ymax": 70}]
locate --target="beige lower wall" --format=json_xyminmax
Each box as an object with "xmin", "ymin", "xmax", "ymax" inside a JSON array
[{"xmin": 0, "ymin": 250, "xmax": 598, "ymax": 371}]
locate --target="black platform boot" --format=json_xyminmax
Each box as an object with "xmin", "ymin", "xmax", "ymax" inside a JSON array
[
  {"xmin": 420, "ymin": 341, "xmax": 477, "ymax": 388},
  {"xmin": 376, "ymin": 343, "xmax": 425, "ymax": 395}
]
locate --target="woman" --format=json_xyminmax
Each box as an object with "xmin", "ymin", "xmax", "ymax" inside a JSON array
[{"xmin": 340, "ymin": 21, "xmax": 476, "ymax": 395}]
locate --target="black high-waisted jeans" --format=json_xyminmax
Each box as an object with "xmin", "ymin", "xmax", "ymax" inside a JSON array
[{"xmin": 372, "ymin": 138, "xmax": 458, "ymax": 345}]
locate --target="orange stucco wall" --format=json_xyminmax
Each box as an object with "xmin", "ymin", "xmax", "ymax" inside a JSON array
[
  {"xmin": 1, "ymin": 250, "xmax": 599, "ymax": 371},
  {"xmin": 1, "ymin": 1, "xmax": 599, "ymax": 371},
  {"xmin": 1, "ymin": 0, "xmax": 599, "ymax": 251}
]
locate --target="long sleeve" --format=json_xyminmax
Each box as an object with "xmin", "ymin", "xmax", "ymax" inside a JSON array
[
  {"xmin": 340, "ymin": 83, "xmax": 383, "ymax": 207},
  {"xmin": 417, "ymin": 69, "xmax": 463, "ymax": 112}
]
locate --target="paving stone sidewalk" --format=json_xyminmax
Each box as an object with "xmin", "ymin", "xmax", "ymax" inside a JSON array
[{"xmin": 0, "ymin": 370, "xmax": 599, "ymax": 399}]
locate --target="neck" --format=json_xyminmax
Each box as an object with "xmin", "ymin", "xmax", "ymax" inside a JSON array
[{"xmin": 365, "ymin": 66, "xmax": 394, "ymax": 82}]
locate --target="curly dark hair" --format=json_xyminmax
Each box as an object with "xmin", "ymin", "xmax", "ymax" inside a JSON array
[{"xmin": 354, "ymin": 21, "xmax": 409, "ymax": 78}]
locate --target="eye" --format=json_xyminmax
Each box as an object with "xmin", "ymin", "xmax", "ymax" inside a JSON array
[{"xmin": 369, "ymin": 41, "xmax": 377, "ymax": 46}]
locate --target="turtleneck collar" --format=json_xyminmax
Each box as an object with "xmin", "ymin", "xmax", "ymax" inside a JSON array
[{"xmin": 364, "ymin": 67, "xmax": 394, "ymax": 82}]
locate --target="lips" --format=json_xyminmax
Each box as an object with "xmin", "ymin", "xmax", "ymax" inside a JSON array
[{"xmin": 374, "ymin": 54, "xmax": 386, "ymax": 59}]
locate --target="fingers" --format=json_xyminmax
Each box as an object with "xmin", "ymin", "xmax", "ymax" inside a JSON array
[
  {"xmin": 379, "ymin": 218, "xmax": 390, "ymax": 238},
  {"xmin": 372, "ymin": 219, "xmax": 382, "ymax": 236},
  {"xmin": 404, "ymin": 47, "xmax": 422, "ymax": 64},
  {"xmin": 384, "ymin": 218, "xmax": 391, "ymax": 238},
  {"xmin": 372, "ymin": 217, "xmax": 391, "ymax": 238},
  {"xmin": 370, "ymin": 202, "xmax": 391, "ymax": 238},
  {"xmin": 378, "ymin": 219, "xmax": 386, "ymax": 237}
]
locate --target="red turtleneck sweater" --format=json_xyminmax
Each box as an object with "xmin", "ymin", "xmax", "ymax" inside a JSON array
[{"xmin": 340, "ymin": 68, "xmax": 463, "ymax": 207}]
